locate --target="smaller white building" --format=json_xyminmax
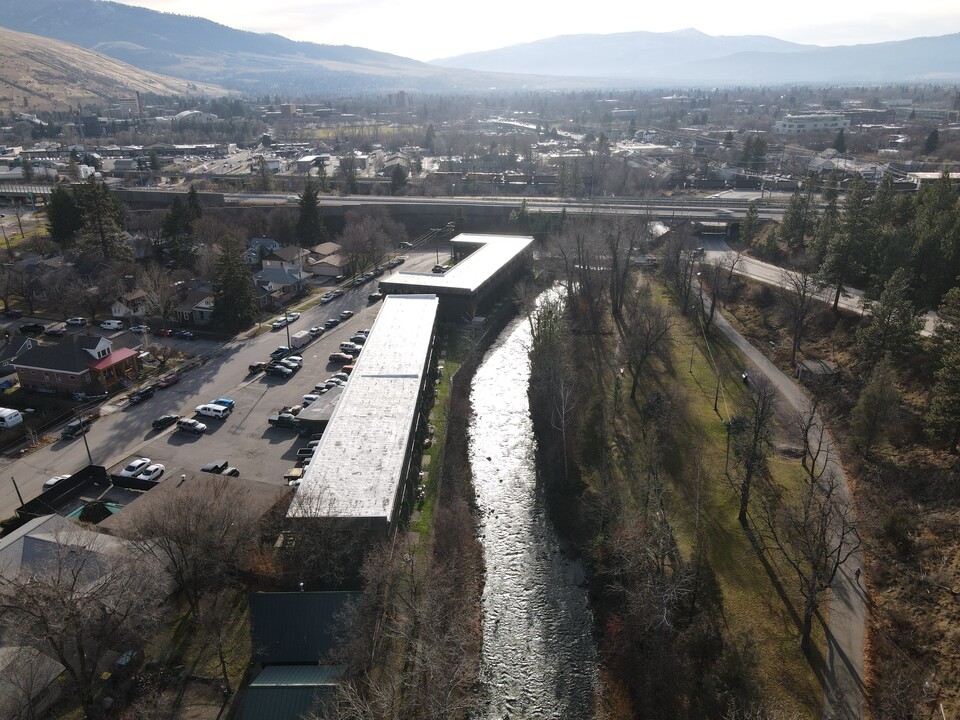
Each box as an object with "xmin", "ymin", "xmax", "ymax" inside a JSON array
[{"xmin": 773, "ymin": 114, "xmax": 850, "ymax": 135}]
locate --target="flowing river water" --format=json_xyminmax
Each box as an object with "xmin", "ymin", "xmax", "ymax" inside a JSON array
[{"xmin": 468, "ymin": 308, "xmax": 598, "ymax": 719}]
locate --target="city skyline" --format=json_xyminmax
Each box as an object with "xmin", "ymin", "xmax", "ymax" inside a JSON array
[{"xmin": 114, "ymin": 0, "xmax": 960, "ymax": 62}]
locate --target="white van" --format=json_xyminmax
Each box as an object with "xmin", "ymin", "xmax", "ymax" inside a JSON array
[
  {"xmin": 195, "ymin": 403, "xmax": 231, "ymax": 420},
  {"xmin": 100, "ymin": 319, "xmax": 124, "ymax": 331},
  {"xmin": 0, "ymin": 408, "xmax": 23, "ymax": 429}
]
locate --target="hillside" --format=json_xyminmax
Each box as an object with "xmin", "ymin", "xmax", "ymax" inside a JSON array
[
  {"xmin": 0, "ymin": 26, "xmax": 226, "ymax": 113},
  {"xmin": 0, "ymin": 0, "xmax": 458, "ymax": 94},
  {"xmin": 432, "ymin": 27, "xmax": 960, "ymax": 84}
]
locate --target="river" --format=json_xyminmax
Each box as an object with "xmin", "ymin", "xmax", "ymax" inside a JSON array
[{"xmin": 469, "ymin": 308, "xmax": 598, "ymax": 719}]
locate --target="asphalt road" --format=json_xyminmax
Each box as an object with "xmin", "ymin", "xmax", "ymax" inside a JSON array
[
  {"xmin": 0, "ymin": 248, "xmax": 443, "ymax": 520},
  {"xmin": 700, "ymin": 238, "xmax": 937, "ymax": 336}
]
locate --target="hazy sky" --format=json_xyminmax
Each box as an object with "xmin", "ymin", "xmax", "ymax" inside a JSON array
[{"xmin": 115, "ymin": 0, "xmax": 960, "ymax": 61}]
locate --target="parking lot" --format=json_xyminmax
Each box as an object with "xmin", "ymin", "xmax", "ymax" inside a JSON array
[{"xmin": 105, "ymin": 295, "xmax": 384, "ymax": 486}]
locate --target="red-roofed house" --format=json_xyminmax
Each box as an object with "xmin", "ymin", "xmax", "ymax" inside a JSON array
[{"xmin": 12, "ymin": 335, "xmax": 139, "ymax": 394}]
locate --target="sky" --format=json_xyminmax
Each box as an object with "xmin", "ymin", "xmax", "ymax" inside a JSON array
[{"xmin": 114, "ymin": 0, "xmax": 960, "ymax": 61}]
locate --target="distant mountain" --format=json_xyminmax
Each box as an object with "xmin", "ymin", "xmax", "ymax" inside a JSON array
[
  {"xmin": 432, "ymin": 28, "xmax": 960, "ymax": 84},
  {"xmin": 0, "ymin": 26, "xmax": 225, "ymax": 113},
  {"xmin": 431, "ymin": 28, "xmax": 810, "ymax": 78},
  {"xmin": 0, "ymin": 0, "xmax": 463, "ymax": 94}
]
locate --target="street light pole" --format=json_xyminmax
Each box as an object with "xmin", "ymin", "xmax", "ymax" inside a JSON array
[
  {"xmin": 284, "ymin": 306, "xmax": 291, "ymax": 347},
  {"xmin": 10, "ymin": 476, "xmax": 24, "ymax": 506}
]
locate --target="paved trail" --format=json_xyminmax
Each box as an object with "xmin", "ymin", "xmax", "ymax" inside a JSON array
[{"xmin": 712, "ymin": 310, "xmax": 865, "ymax": 719}]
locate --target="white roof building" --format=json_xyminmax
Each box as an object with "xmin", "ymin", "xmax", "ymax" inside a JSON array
[{"xmin": 288, "ymin": 295, "xmax": 439, "ymax": 527}]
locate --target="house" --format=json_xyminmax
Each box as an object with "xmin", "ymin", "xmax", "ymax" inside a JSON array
[
  {"xmin": 309, "ymin": 241, "xmax": 341, "ymax": 258},
  {"xmin": 254, "ymin": 267, "xmax": 310, "ymax": 308},
  {"xmin": 13, "ymin": 335, "xmax": 139, "ymax": 394},
  {"xmin": 246, "ymin": 237, "xmax": 282, "ymax": 267},
  {"xmin": 0, "ymin": 646, "xmax": 65, "ymax": 719},
  {"xmin": 307, "ymin": 254, "xmax": 348, "ymax": 278},
  {"xmin": 262, "ymin": 246, "xmax": 311, "ymax": 272},
  {"xmin": 111, "ymin": 289, "xmax": 148, "ymax": 319},
  {"xmin": 175, "ymin": 290, "xmax": 215, "ymax": 326}
]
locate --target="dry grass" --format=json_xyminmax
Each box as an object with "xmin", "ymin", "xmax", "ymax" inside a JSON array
[{"xmin": 591, "ymin": 281, "xmax": 824, "ymax": 716}]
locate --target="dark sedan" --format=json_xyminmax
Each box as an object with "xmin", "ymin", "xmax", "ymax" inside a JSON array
[
  {"xmin": 151, "ymin": 414, "xmax": 180, "ymax": 430},
  {"xmin": 19, "ymin": 323, "xmax": 45, "ymax": 336}
]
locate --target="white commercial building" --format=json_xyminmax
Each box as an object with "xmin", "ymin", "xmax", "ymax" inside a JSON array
[
  {"xmin": 773, "ymin": 114, "xmax": 850, "ymax": 135},
  {"xmin": 287, "ymin": 294, "xmax": 439, "ymax": 531}
]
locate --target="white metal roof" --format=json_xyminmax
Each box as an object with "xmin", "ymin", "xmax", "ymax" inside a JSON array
[
  {"xmin": 381, "ymin": 233, "xmax": 533, "ymax": 295},
  {"xmin": 287, "ymin": 295, "xmax": 438, "ymax": 521}
]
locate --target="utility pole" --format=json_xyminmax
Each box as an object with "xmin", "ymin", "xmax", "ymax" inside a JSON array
[{"xmin": 10, "ymin": 476, "xmax": 23, "ymax": 506}]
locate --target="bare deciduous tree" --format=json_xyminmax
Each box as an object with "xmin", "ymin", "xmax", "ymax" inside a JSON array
[
  {"xmin": 730, "ymin": 378, "xmax": 778, "ymax": 526},
  {"xmin": 0, "ymin": 526, "xmax": 167, "ymax": 719},
  {"xmin": 129, "ymin": 476, "xmax": 258, "ymax": 615},
  {"xmin": 139, "ymin": 264, "xmax": 189, "ymax": 330},
  {"xmin": 41, "ymin": 266, "xmax": 79, "ymax": 321},
  {"xmin": 620, "ymin": 283, "xmax": 674, "ymax": 400},
  {"xmin": 761, "ymin": 470, "xmax": 860, "ymax": 651},
  {"xmin": 781, "ymin": 267, "xmax": 822, "ymax": 368}
]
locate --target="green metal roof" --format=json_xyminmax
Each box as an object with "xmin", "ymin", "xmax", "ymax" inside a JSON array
[
  {"xmin": 241, "ymin": 665, "xmax": 343, "ymax": 720},
  {"xmin": 248, "ymin": 591, "xmax": 361, "ymax": 664},
  {"xmin": 251, "ymin": 665, "xmax": 343, "ymax": 687}
]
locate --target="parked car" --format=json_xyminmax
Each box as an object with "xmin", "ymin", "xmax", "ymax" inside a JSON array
[
  {"xmin": 138, "ymin": 463, "xmax": 165, "ymax": 482},
  {"xmin": 270, "ymin": 346, "xmax": 291, "ymax": 360},
  {"xmin": 309, "ymin": 326, "xmax": 324, "ymax": 338},
  {"xmin": 287, "ymin": 312, "xmax": 301, "ymax": 322},
  {"xmin": 328, "ymin": 352, "xmax": 353, "ymax": 364},
  {"xmin": 128, "ymin": 386, "xmax": 155, "ymax": 404},
  {"xmin": 44, "ymin": 326, "xmax": 66, "ymax": 337},
  {"xmin": 271, "ymin": 317, "xmax": 288, "ymax": 330},
  {"xmin": 399, "ymin": 241, "xmax": 412, "ymax": 249},
  {"xmin": 42, "ymin": 475, "xmax": 71, "ymax": 492},
  {"xmin": 3, "ymin": 308, "xmax": 23, "ymax": 318},
  {"xmin": 248, "ymin": 361, "xmax": 268, "ymax": 373},
  {"xmin": 302, "ymin": 394, "xmax": 320, "ymax": 406},
  {"xmin": 278, "ymin": 359, "xmax": 301, "ymax": 372},
  {"xmin": 61, "ymin": 416, "xmax": 94, "ymax": 439},
  {"xmin": 129, "ymin": 325, "xmax": 150, "ymax": 334},
  {"xmin": 265, "ymin": 364, "xmax": 293, "ymax": 378},
  {"xmin": 195, "ymin": 403, "xmax": 231, "ymax": 420},
  {"xmin": 368, "ymin": 292, "xmax": 382, "ymax": 303},
  {"xmin": 66, "ymin": 317, "xmax": 87, "ymax": 326},
  {"xmin": 330, "ymin": 289, "xmax": 345, "ymax": 299},
  {"xmin": 432, "ymin": 264, "xmax": 446, "ymax": 274},
  {"xmin": 283, "ymin": 356, "xmax": 303, "ymax": 368},
  {"xmin": 154, "ymin": 328, "xmax": 174, "ymax": 337},
  {"xmin": 152, "ymin": 414, "xmax": 180, "ymax": 430},
  {"xmin": 176, "ymin": 418, "xmax": 207, "ymax": 435},
  {"xmin": 339, "ymin": 310, "xmax": 354, "ymax": 320},
  {"xmin": 19, "ymin": 322, "xmax": 45, "ymax": 336},
  {"xmin": 350, "ymin": 334, "xmax": 367, "ymax": 345},
  {"xmin": 320, "ymin": 293, "xmax": 334, "ymax": 304},
  {"xmin": 324, "ymin": 318, "xmax": 340, "ymax": 329},
  {"xmin": 211, "ymin": 397, "xmax": 235, "ymax": 410},
  {"xmin": 174, "ymin": 330, "xmax": 195, "ymax": 339},
  {"xmin": 156, "ymin": 374, "xmax": 180, "ymax": 388},
  {"xmin": 201, "ymin": 460, "xmax": 239, "ymax": 476},
  {"xmin": 118, "ymin": 457, "xmax": 152, "ymax": 478},
  {"xmin": 100, "ymin": 319, "xmax": 123, "ymax": 331},
  {"xmin": 331, "ymin": 372, "xmax": 349, "ymax": 382}
]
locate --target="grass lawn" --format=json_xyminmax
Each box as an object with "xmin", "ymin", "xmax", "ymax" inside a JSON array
[{"xmin": 614, "ymin": 283, "xmax": 824, "ymax": 716}]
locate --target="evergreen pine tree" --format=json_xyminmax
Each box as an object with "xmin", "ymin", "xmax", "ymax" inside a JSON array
[
  {"xmin": 212, "ymin": 236, "xmax": 257, "ymax": 332},
  {"xmin": 295, "ymin": 180, "xmax": 328, "ymax": 247}
]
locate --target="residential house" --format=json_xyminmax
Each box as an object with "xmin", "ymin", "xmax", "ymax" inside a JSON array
[
  {"xmin": 175, "ymin": 289, "xmax": 215, "ymax": 326},
  {"xmin": 309, "ymin": 241, "xmax": 341, "ymax": 258},
  {"xmin": 262, "ymin": 246, "xmax": 311, "ymax": 272},
  {"xmin": 254, "ymin": 267, "xmax": 311, "ymax": 308},
  {"xmin": 246, "ymin": 237, "xmax": 282, "ymax": 267},
  {"xmin": 13, "ymin": 335, "xmax": 139, "ymax": 394},
  {"xmin": 0, "ymin": 646, "xmax": 65, "ymax": 719},
  {"xmin": 306, "ymin": 254, "xmax": 348, "ymax": 278},
  {"xmin": 111, "ymin": 289, "xmax": 147, "ymax": 319}
]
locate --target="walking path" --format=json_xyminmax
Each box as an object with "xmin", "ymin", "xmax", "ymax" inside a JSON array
[{"xmin": 713, "ymin": 310, "xmax": 865, "ymax": 720}]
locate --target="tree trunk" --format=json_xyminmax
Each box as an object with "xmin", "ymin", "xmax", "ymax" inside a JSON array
[
  {"xmin": 800, "ymin": 595, "xmax": 816, "ymax": 652},
  {"xmin": 629, "ymin": 365, "xmax": 641, "ymax": 401},
  {"xmin": 738, "ymin": 475, "xmax": 750, "ymax": 526},
  {"xmin": 832, "ymin": 282, "xmax": 842, "ymax": 312}
]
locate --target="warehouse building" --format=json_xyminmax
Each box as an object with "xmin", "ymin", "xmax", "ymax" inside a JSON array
[
  {"xmin": 378, "ymin": 233, "xmax": 534, "ymax": 321},
  {"xmin": 287, "ymin": 294, "xmax": 439, "ymax": 538}
]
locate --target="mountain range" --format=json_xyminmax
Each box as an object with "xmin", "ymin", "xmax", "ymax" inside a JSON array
[
  {"xmin": 1, "ymin": 0, "xmax": 959, "ymax": 96},
  {"xmin": 432, "ymin": 27, "xmax": 960, "ymax": 84}
]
